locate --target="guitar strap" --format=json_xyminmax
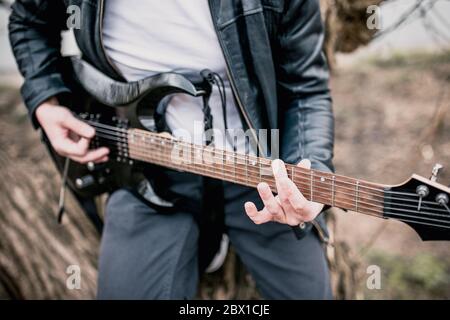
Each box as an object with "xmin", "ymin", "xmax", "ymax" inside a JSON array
[{"xmin": 197, "ymin": 71, "xmax": 229, "ymax": 271}]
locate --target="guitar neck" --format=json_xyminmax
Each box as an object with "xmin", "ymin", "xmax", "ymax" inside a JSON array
[{"xmin": 119, "ymin": 128, "xmax": 386, "ymax": 218}]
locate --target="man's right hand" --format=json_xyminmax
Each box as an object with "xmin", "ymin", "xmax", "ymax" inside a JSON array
[{"xmin": 36, "ymin": 98, "xmax": 109, "ymax": 164}]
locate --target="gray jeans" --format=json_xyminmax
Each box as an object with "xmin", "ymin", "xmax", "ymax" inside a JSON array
[{"xmin": 97, "ymin": 182, "xmax": 332, "ymax": 299}]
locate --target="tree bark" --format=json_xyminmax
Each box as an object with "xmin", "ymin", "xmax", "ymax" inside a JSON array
[{"xmin": 0, "ymin": 89, "xmax": 99, "ymax": 299}]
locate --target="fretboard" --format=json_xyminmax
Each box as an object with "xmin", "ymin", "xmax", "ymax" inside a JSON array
[{"xmin": 110, "ymin": 128, "xmax": 386, "ymax": 218}]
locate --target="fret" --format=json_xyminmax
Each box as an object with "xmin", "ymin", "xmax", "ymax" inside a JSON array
[
  {"xmin": 233, "ymin": 153, "xmax": 236, "ymax": 183},
  {"xmin": 291, "ymin": 166, "xmax": 294, "ymax": 181},
  {"xmin": 200, "ymin": 146, "xmax": 206, "ymax": 174},
  {"xmin": 332, "ymin": 175, "xmax": 336, "ymax": 207},
  {"xmin": 259, "ymin": 158, "xmax": 262, "ymax": 184},
  {"xmin": 220, "ymin": 149, "xmax": 224, "ymax": 180},
  {"xmin": 190, "ymin": 141, "xmax": 195, "ymax": 168},
  {"xmin": 310, "ymin": 170, "xmax": 314, "ymax": 202},
  {"xmin": 235, "ymin": 153, "xmax": 245, "ymax": 186},
  {"xmin": 245, "ymin": 154, "xmax": 249, "ymax": 186},
  {"xmin": 355, "ymin": 181, "xmax": 360, "ymax": 212}
]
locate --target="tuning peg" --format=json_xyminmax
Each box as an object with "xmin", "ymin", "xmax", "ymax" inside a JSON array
[
  {"xmin": 430, "ymin": 163, "xmax": 444, "ymax": 182},
  {"xmin": 436, "ymin": 193, "xmax": 450, "ymax": 214},
  {"xmin": 416, "ymin": 185, "xmax": 429, "ymax": 211}
]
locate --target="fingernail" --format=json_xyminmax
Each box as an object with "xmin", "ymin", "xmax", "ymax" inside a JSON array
[
  {"xmin": 272, "ymin": 159, "xmax": 285, "ymax": 176},
  {"xmin": 257, "ymin": 182, "xmax": 269, "ymax": 192},
  {"xmin": 88, "ymin": 129, "xmax": 95, "ymax": 137}
]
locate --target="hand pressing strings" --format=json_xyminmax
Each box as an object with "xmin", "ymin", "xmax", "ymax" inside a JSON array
[{"xmin": 244, "ymin": 159, "xmax": 324, "ymax": 226}]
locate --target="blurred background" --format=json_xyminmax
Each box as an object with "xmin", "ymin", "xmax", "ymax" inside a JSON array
[{"xmin": 0, "ymin": 0, "xmax": 449, "ymax": 299}]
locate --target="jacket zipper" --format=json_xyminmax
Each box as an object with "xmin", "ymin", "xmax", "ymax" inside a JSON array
[{"xmin": 207, "ymin": 1, "xmax": 265, "ymax": 157}]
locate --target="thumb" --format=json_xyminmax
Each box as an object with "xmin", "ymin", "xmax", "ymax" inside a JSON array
[
  {"xmin": 297, "ymin": 158, "xmax": 311, "ymax": 169},
  {"xmin": 62, "ymin": 114, "xmax": 96, "ymax": 139}
]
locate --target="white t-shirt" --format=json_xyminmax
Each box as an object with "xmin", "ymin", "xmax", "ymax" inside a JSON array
[{"xmin": 102, "ymin": 0, "xmax": 245, "ymax": 151}]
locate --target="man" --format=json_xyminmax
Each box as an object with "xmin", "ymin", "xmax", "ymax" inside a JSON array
[{"xmin": 9, "ymin": 0, "xmax": 334, "ymax": 299}]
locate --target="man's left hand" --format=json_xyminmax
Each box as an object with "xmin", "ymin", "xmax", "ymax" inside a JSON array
[{"xmin": 244, "ymin": 159, "xmax": 323, "ymax": 226}]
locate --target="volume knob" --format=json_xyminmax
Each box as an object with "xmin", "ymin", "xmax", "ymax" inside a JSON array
[{"xmin": 75, "ymin": 175, "xmax": 95, "ymax": 189}]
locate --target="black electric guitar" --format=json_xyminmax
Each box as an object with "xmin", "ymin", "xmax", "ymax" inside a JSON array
[{"xmin": 47, "ymin": 57, "xmax": 450, "ymax": 241}]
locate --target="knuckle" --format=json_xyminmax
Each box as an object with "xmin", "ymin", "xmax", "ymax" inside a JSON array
[
  {"xmin": 303, "ymin": 212, "xmax": 315, "ymax": 222},
  {"xmin": 287, "ymin": 217, "xmax": 301, "ymax": 226},
  {"xmin": 292, "ymin": 202, "xmax": 306, "ymax": 212},
  {"xmin": 268, "ymin": 205, "xmax": 280, "ymax": 216},
  {"xmin": 284, "ymin": 189, "xmax": 293, "ymax": 198},
  {"xmin": 281, "ymin": 197, "xmax": 291, "ymax": 207}
]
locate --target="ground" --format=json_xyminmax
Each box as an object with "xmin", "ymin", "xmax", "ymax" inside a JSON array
[{"xmin": 0, "ymin": 50, "xmax": 449, "ymax": 299}]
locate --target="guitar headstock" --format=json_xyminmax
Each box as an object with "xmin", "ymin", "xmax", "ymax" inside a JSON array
[{"xmin": 385, "ymin": 164, "xmax": 450, "ymax": 241}]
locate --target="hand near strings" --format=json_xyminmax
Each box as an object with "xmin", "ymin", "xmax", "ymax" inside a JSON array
[{"xmin": 244, "ymin": 159, "xmax": 323, "ymax": 226}]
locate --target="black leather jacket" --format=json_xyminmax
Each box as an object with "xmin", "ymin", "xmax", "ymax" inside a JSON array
[{"xmin": 9, "ymin": 0, "xmax": 334, "ymax": 238}]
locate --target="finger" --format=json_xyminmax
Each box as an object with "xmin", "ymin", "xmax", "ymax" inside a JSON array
[
  {"xmin": 297, "ymin": 159, "xmax": 325, "ymax": 221},
  {"xmin": 271, "ymin": 159, "xmax": 295, "ymax": 216},
  {"xmin": 272, "ymin": 159, "xmax": 288, "ymax": 179},
  {"xmin": 244, "ymin": 202, "xmax": 259, "ymax": 218},
  {"xmin": 52, "ymin": 136, "xmax": 89, "ymax": 157},
  {"xmin": 62, "ymin": 114, "xmax": 96, "ymax": 139},
  {"xmin": 276, "ymin": 176, "xmax": 305, "ymax": 216},
  {"xmin": 279, "ymin": 177, "xmax": 308, "ymax": 213},
  {"xmin": 257, "ymin": 182, "xmax": 284, "ymax": 220},
  {"xmin": 65, "ymin": 137, "xmax": 91, "ymax": 157},
  {"xmin": 70, "ymin": 147, "xmax": 110, "ymax": 164},
  {"xmin": 298, "ymin": 158, "xmax": 312, "ymax": 169},
  {"xmin": 272, "ymin": 159, "xmax": 307, "ymax": 216},
  {"xmin": 245, "ymin": 204, "xmax": 274, "ymax": 225},
  {"xmin": 95, "ymin": 155, "xmax": 109, "ymax": 164}
]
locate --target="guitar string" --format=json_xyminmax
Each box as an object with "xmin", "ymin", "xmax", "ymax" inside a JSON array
[
  {"xmin": 95, "ymin": 136, "xmax": 450, "ymax": 229},
  {"xmin": 97, "ymin": 133, "xmax": 450, "ymax": 217},
  {"xmin": 88, "ymin": 121, "xmax": 418, "ymax": 197},
  {"xmin": 91, "ymin": 125, "xmax": 449, "ymax": 209},
  {"xmin": 97, "ymin": 125, "xmax": 450, "ymax": 215},
  {"xmin": 94, "ymin": 132, "xmax": 447, "ymax": 228},
  {"xmin": 93, "ymin": 133, "xmax": 450, "ymax": 227},
  {"xmin": 83, "ymin": 120, "xmax": 450, "ymax": 229},
  {"xmin": 88, "ymin": 121, "xmax": 391, "ymax": 194},
  {"xmin": 91, "ymin": 127, "xmax": 450, "ymax": 214},
  {"xmin": 87, "ymin": 120, "xmax": 446, "ymax": 200},
  {"xmin": 85, "ymin": 121, "xmax": 390, "ymax": 192}
]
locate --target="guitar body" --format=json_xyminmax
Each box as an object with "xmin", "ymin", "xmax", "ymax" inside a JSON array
[
  {"xmin": 46, "ymin": 56, "xmax": 212, "ymax": 200},
  {"xmin": 43, "ymin": 96, "xmax": 132, "ymax": 199}
]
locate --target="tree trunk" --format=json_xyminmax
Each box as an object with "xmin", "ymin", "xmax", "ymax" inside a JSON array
[{"xmin": 0, "ymin": 88, "xmax": 99, "ymax": 299}]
